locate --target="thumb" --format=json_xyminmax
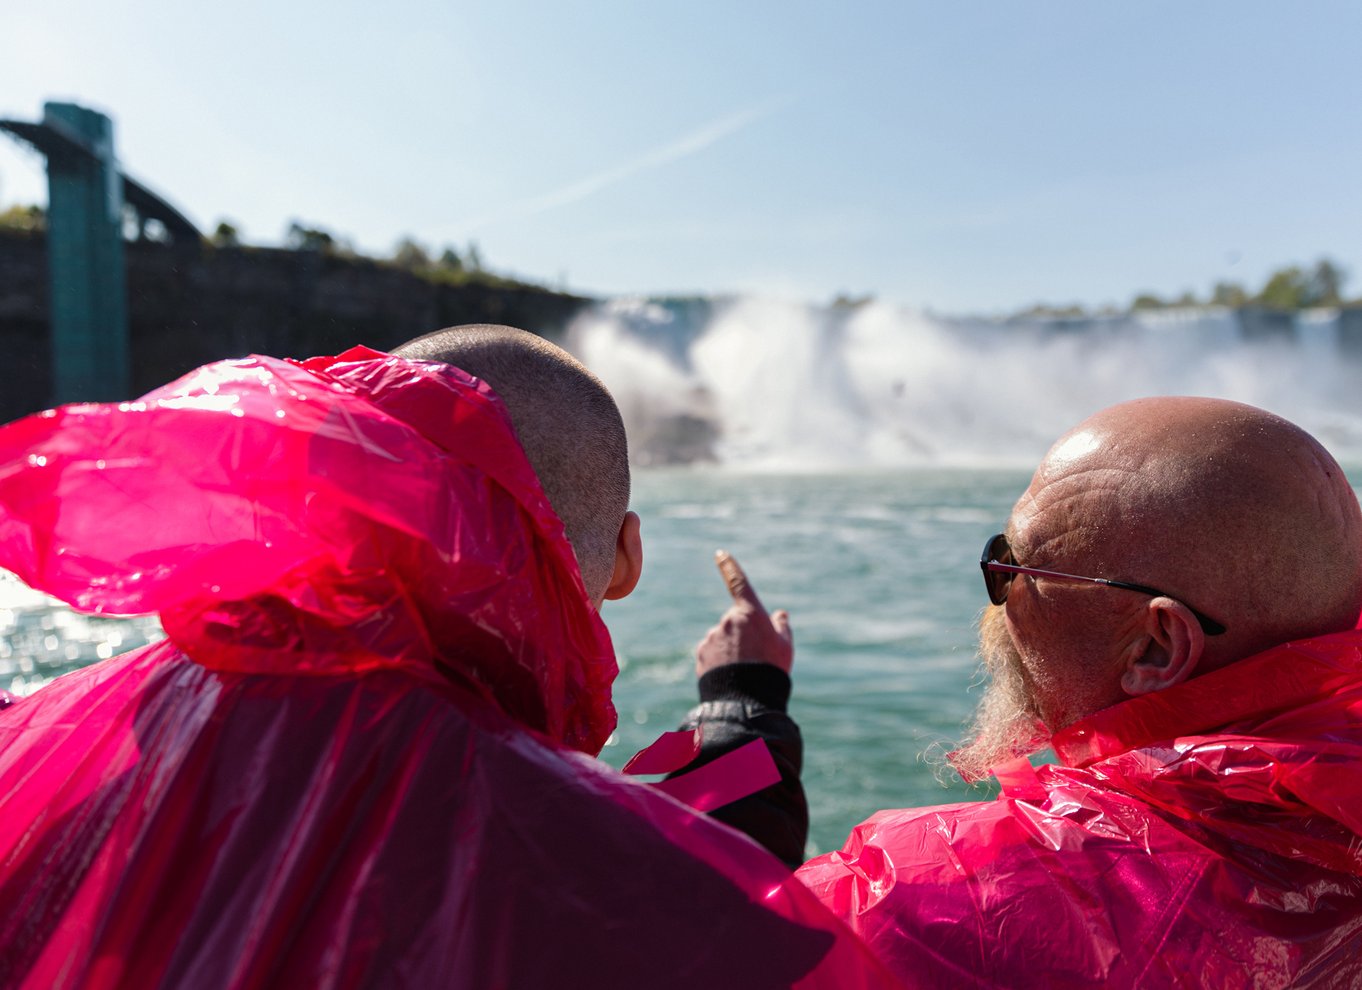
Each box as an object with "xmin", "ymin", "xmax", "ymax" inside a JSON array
[{"xmin": 772, "ymin": 609, "xmax": 792, "ymax": 642}]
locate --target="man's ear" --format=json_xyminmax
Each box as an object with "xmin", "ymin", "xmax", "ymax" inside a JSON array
[
  {"xmin": 1120, "ymin": 598, "xmax": 1203, "ymax": 696},
  {"xmin": 603, "ymin": 511, "xmax": 643, "ymax": 601}
]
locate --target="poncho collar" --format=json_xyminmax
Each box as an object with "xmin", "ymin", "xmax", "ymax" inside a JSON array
[{"xmin": 1052, "ymin": 628, "xmax": 1362, "ymax": 767}]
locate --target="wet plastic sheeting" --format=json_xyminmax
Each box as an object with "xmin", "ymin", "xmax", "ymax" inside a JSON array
[
  {"xmin": 798, "ymin": 631, "xmax": 1362, "ymax": 988},
  {"xmin": 0, "ymin": 349, "xmax": 898, "ymax": 989}
]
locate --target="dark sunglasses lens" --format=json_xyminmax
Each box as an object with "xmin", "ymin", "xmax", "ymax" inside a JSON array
[{"xmin": 983, "ymin": 534, "xmax": 1011, "ymax": 605}]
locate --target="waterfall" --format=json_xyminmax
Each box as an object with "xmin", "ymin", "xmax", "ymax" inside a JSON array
[{"xmin": 567, "ymin": 297, "xmax": 1362, "ymax": 469}]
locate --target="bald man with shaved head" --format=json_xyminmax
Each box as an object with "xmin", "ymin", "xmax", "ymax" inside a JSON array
[
  {"xmin": 394, "ymin": 324, "xmax": 643, "ymax": 609},
  {"xmin": 0, "ymin": 326, "xmax": 893, "ymax": 989},
  {"xmin": 398, "ymin": 326, "xmax": 815, "ymax": 869},
  {"xmin": 711, "ymin": 397, "xmax": 1362, "ymax": 987}
]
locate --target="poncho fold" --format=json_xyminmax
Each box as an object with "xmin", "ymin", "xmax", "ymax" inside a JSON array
[{"xmin": 798, "ymin": 628, "xmax": 1362, "ymax": 989}]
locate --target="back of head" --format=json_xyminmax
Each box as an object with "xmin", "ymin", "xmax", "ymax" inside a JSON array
[
  {"xmin": 393, "ymin": 325, "xmax": 630, "ymax": 602},
  {"xmin": 1035, "ymin": 396, "xmax": 1362, "ymax": 663}
]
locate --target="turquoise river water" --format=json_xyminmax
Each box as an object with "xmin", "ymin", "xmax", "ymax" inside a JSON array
[{"xmin": 0, "ymin": 467, "xmax": 1034, "ymax": 856}]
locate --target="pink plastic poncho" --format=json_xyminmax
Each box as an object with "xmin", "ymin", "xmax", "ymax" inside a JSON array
[
  {"xmin": 0, "ymin": 349, "xmax": 897, "ymax": 990},
  {"xmin": 797, "ymin": 629, "xmax": 1362, "ymax": 988}
]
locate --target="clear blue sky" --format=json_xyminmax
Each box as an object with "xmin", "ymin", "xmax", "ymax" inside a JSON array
[{"xmin": 3, "ymin": 1, "xmax": 1360, "ymax": 313}]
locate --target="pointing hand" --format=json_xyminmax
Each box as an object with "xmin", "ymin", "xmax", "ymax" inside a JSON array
[{"xmin": 695, "ymin": 550, "xmax": 793, "ymax": 676}]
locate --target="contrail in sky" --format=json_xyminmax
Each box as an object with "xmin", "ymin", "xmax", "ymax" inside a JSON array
[{"xmin": 460, "ymin": 98, "xmax": 785, "ymax": 231}]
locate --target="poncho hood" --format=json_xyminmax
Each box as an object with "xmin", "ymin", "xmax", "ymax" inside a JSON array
[
  {"xmin": 0, "ymin": 346, "xmax": 618, "ymax": 753},
  {"xmin": 0, "ymin": 350, "xmax": 900, "ymax": 990}
]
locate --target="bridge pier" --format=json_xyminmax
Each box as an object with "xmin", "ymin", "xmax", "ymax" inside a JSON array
[
  {"xmin": 42, "ymin": 102, "xmax": 130, "ymax": 403},
  {"xmin": 3, "ymin": 102, "xmax": 199, "ymax": 406}
]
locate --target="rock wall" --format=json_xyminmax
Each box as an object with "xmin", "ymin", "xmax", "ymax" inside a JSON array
[
  {"xmin": 0, "ymin": 231, "xmax": 49, "ymax": 419},
  {"xmin": 0, "ymin": 230, "xmax": 591, "ymax": 419}
]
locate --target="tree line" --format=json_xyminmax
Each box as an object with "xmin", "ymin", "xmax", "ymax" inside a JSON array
[
  {"xmin": 222, "ymin": 221, "xmax": 494, "ymax": 287},
  {"xmin": 1131, "ymin": 258, "xmax": 1348, "ymax": 312},
  {"xmin": 2, "ymin": 203, "xmax": 1352, "ymax": 311},
  {"xmin": 1017, "ymin": 258, "xmax": 1352, "ymax": 319},
  {"xmin": 0, "ymin": 205, "xmax": 511, "ymax": 290}
]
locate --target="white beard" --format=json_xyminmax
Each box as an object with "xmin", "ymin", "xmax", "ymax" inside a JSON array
[{"xmin": 948, "ymin": 604, "xmax": 1049, "ymax": 783}]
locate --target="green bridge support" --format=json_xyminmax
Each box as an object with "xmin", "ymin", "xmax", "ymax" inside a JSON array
[
  {"xmin": 3, "ymin": 102, "xmax": 198, "ymax": 407},
  {"xmin": 42, "ymin": 102, "xmax": 130, "ymax": 403}
]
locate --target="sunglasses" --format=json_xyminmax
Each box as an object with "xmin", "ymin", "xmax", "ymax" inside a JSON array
[{"xmin": 980, "ymin": 533, "xmax": 1226, "ymax": 636}]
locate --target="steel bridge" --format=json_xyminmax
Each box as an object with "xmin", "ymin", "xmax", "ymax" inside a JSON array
[{"xmin": 0, "ymin": 102, "xmax": 199, "ymax": 403}]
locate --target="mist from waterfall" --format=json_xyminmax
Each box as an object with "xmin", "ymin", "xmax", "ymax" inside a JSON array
[{"xmin": 567, "ymin": 297, "xmax": 1362, "ymax": 469}]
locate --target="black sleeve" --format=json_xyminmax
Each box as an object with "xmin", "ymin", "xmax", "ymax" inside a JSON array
[{"xmin": 669, "ymin": 663, "xmax": 808, "ymax": 870}]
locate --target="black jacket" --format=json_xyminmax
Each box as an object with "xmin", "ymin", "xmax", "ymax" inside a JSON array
[{"xmin": 672, "ymin": 663, "xmax": 808, "ymax": 869}]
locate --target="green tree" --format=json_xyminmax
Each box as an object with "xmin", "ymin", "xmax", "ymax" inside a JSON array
[
  {"xmin": 1131, "ymin": 293, "xmax": 1166, "ymax": 311},
  {"xmin": 285, "ymin": 220, "xmax": 338, "ymax": 253},
  {"xmin": 437, "ymin": 247, "xmax": 464, "ymax": 273},
  {"xmin": 1306, "ymin": 258, "xmax": 1346, "ymax": 307},
  {"xmin": 1210, "ymin": 281, "xmax": 1247, "ymax": 307},
  {"xmin": 466, "ymin": 241, "xmax": 484, "ymax": 272},
  {"xmin": 0, "ymin": 204, "xmax": 46, "ymax": 233},
  {"xmin": 1255, "ymin": 266, "xmax": 1308, "ymax": 309},
  {"xmin": 211, "ymin": 220, "xmax": 241, "ymax": 248},
  {"xmin": 392, "ymin": 236, "xmax": 432, "ymax": 271}
]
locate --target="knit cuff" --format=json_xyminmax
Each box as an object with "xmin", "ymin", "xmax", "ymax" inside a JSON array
[{"xmin": 696, "ymin": 663, "xmax": 791, "ymax": 712}]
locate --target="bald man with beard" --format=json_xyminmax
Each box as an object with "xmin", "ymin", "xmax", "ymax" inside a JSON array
[{"xmin": 707, "ymin": 396, "xmax": 1362, "ymax": 988}]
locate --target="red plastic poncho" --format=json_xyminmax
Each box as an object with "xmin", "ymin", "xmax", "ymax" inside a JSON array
[
  {"xmin": 0, "ymin": 349, "xmax": 896, "ymax": 990},
  {"xmin": 797, "ymin": 630, "xmax": 1362, "ymax": 988}
]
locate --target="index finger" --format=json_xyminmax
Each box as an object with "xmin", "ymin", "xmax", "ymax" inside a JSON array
[{"xmin": 715, "ymin": 549, "xmax": 765, "ymax": 610}]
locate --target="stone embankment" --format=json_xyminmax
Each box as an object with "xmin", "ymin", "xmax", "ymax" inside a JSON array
[{"xmin": 0, "ymin": 230, "xmax": 590, "ymax": 420}]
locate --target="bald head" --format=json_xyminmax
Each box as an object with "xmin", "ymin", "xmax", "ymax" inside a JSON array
[
  {"xmin": 393, "ymin": 325, "xmax": 631, "ymax": 603},
  {"xmin": 1016, "ymin": 396, "xmax": 1362, "ymax": 667},
  {"xmin": 958, "ymin": 395, "xmax": 1362, "ymax": 767}
]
